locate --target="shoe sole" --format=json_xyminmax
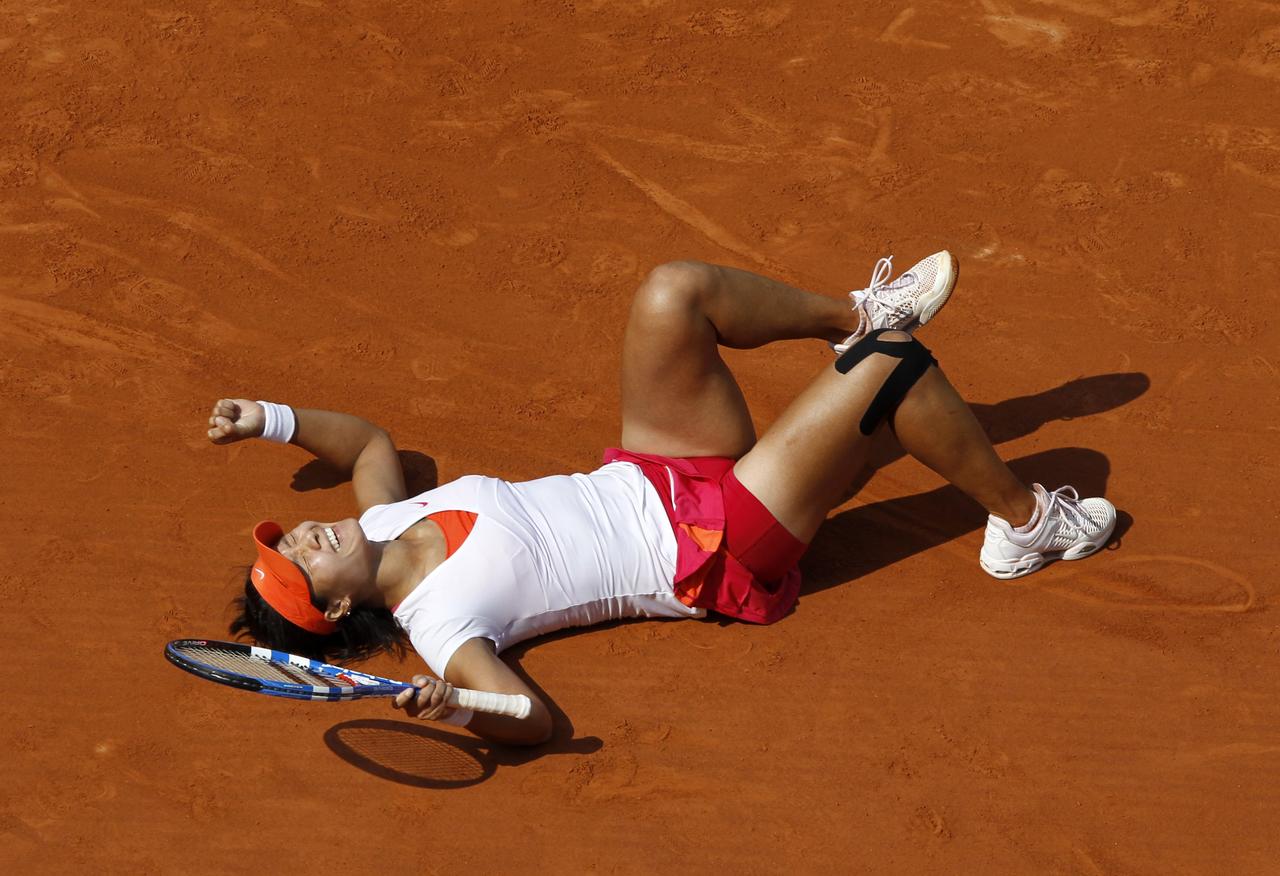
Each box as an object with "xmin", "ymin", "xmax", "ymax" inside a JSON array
[
  {"xmin": 915, "ymin": 251, "xmax": 958, "ymax": 328},
  {"xmin": 980, "ymin": 518, "xmax": 1118, "ymax": 580}
]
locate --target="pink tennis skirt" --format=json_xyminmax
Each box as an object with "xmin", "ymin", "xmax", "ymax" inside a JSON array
[{"xmin": 603, "ymin": 448, "xmax": 808, "ymax": 624}]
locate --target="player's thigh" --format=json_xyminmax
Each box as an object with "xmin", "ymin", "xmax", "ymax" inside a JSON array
[
  {"xmin": 732, "ymin": 342, "xmax": 909, "ymax": 540},
  {"xmin": 619, "ymin": 264, "xmax": 756, "ymax": 459}
]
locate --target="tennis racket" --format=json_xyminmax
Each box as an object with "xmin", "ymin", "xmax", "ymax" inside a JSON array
[{"xmin": 165, "ymin": 639, "xmax": 531, "ymax": 719}]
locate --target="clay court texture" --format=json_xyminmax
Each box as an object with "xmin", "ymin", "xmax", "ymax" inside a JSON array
[{"xmin": 2, "ymin": 0, "xmax": 1278, "ymax": 872}]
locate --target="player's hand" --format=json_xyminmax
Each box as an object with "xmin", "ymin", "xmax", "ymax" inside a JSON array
[
  {"xmin": 207, "ymin": 398, "xmax": 265, "ymax": 445},
  {"xmin": 392, "ymin": 675, "xmax": 457, "ymax": 722}
]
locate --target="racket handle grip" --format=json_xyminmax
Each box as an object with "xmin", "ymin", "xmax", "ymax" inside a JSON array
[{"xmin": 450, "ymin": 687, "xmax": 532, "ymax": 719}]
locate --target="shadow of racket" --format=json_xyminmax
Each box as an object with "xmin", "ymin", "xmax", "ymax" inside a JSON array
[{"xmin": 324, "ymin": 719, "xmax": 495, "ymax": 789}]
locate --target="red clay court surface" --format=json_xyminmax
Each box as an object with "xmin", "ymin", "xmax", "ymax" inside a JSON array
[{"xmin": 3, "ymin": 1, "xmax": 1279, "ymax": 872}]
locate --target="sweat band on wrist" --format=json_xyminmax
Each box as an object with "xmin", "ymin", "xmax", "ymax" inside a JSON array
[
  {"xmin": 438, "ymin": 708, "xmax": 475, "ymax": 728},
  {"xmin": 257, "ymin": 401, "xmax": 296, "ymax": 444}
]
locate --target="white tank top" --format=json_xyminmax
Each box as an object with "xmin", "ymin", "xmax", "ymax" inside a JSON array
[{"xmin": 359, "ymin": 461, "xmax": 704, "ymax": 676}]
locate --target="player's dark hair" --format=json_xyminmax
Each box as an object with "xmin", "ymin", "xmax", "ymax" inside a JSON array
[{"xmin": 229, "ymin": 571, "xmax": 408, "ymax": 664}]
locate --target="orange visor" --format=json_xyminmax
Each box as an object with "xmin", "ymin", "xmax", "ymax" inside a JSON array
[{"xmin": 250, "ymin": 521, "xmax": 338, "ymax": 635}]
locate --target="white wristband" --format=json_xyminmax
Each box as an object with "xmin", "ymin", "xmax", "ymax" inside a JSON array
[
  {"xmin": 257, "ymin": 401, "xmax": 296, "ymax": 444},
  {"xmin": 438, "ymin": 708, "xmax": 475, "ymax": 728}
]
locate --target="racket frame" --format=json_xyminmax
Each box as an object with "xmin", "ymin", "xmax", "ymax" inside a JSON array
[{"xmin": 165, "ymin": 639, "xmax": 531, "ymax": 718}]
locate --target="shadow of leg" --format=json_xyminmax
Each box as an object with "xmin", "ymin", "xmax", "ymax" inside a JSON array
[
  {"xmin": 832, "ymin": 372, "xmax": 1147, "ymax": 503},
  {"xmin": 803, "ymin": 446, "xmax": 1113, "ymax": 595},
  {"xmin": 972, "ymin": 372, "xmax": 1150, "ymax": 445}
]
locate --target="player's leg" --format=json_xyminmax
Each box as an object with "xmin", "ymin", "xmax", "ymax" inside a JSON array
[
  {"xmin": 620, "ymin": 260, "xmax": 855, "ymax": 459},
  {"xmin": 734, "ymin": 330, "xmax": 1117, "ymax": 578},
  {"xmin": 733, "ymin": 331, "xmax": 1037, "ymax": 542}
]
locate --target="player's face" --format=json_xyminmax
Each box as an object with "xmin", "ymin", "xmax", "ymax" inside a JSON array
[{"xmin": 276, "ymin": 518, "xmax": 370, "ymax": 601}]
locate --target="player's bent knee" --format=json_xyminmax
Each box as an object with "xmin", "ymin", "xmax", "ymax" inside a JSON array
[
  {"xmin": 834, "ymin": 328, "xmax": 938, "ymax": 435},
  {"xmin": 633, "ymin": 261, "xmax": 714, "ymax": 317}
]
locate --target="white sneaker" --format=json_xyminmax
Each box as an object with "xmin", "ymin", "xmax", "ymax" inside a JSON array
[
  {"xmin": 833, "ymin": 251, "xmax": 958, "ymax": 355},
  {"xmin": 980, "ymin": 484, "xmax": 1117, "ymax": 580}
]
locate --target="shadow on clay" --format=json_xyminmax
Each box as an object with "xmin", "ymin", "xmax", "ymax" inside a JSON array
[
  {"xmin": 843, "ymin": 371, "xmax": 1150, "ymax": 498},
  {"xmin": 326, "ymin": 640, "xmax": 602, "ymax": 788},
  {"xmin": 972, "ymin": 371, "xmax": 1151, "ymax": 443},
  {"xmin": 804, "ymin": 446, "xmax": 1112, "ymax": 595},
  {"xmin": 804, "ymin": 371, "xmax": 1150, "ymax": 597},
  {"xmin": 324, "ymin": 718, "xmax": 602, "ymax": 790},
  {"xmin": 291, "ymin": 449, "xmax": 439, "ymax": 494}
]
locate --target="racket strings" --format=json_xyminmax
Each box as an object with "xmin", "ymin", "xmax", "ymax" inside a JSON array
[{"xmin": 178, "ymin": 644, "xmax": 352, "ymax": 688}]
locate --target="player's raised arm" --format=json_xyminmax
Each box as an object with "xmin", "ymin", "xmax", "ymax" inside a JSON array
[{"xmin": 206, "ymin": 398, "xmax": 407, "ymax": 511}]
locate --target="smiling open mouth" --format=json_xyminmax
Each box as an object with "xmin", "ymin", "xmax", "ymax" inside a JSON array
[{"xmin": 323, "ymin": 526, "xmax": 340, "ymax": 551}]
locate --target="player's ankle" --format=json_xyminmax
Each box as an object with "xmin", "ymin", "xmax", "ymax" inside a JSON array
[
  {"xmin": 822, "ymin": 323, "xmax": 857, "ymax": 344},
  {"xmin": 993, "ymin": 487, "xmax": 1038, "ymax": 528},
  {"xmin": 829, "ymin": 308, "xmax": 867, "ymax": 344}
]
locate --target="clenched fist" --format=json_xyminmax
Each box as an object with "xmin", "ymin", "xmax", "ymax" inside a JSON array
[{"xmin": 207, "ymin": 398, "xmax": 265, "ymax": 445}]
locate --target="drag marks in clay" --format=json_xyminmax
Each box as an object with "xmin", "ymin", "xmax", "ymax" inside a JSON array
[
  {"xmin": 0, "ymin": 294, "xmax": 188, "ymax": 363},
  {"xmin": 979, "ymin": 1, "xmax": 1069, "ymax": 49},
  {"xmin": 878, "ymin": 8, "xmax": 951, "ymax": 50},
  {"xmin": 590, "ymin": 145, "xmax": 784, "ymax": 275},
  {"xmin": 1034, "ymin": 554, "xmax": 1257, "ymax": 614}
]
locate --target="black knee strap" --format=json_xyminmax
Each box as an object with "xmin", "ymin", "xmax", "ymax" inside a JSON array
[{"xmin": 834, "ymin": 328, "xmax": 938, "ymax": 435}]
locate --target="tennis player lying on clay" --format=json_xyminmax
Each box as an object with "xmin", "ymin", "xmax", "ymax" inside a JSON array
[{"xmin": 209, "ymin": 253, "xmax": 1116, "ymax": 745}]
